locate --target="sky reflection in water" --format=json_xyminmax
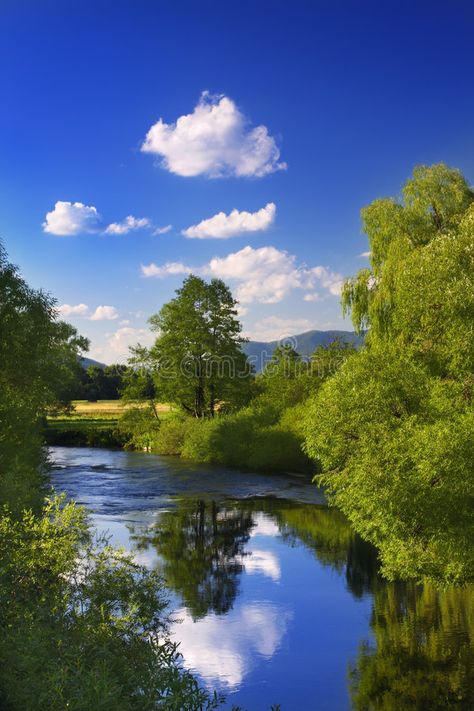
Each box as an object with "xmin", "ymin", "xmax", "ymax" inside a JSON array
[{"xmin": 51, "ymin": 447, "xmax": 474, "ymax": 711}]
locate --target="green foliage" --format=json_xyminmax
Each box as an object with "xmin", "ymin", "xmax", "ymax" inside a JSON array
[
  {"xmin": 0, "ymin": 245, "xmax": 88, "ymax": 509},
  {"xmin": 117, "ymin": 406, "xmax": 162, "ymax": 450},
  {"xmin": 148, "ymin": 275, "xmax": 252, "ymax": 418},
  {"xmin": 45, "ymin": 417, "xmax": 126, "ymax": 448},
  {"xmin": 305, "ymin": 164, "xmax": 474, "ymax": 585},
  {"xmin": 0, "ymin": 496, "xmax": 220, "ymax": 711}
]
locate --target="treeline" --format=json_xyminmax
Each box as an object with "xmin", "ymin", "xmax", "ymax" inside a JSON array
[{"xmin": 73, "ymin": 364, "xmax": 128, "ymax": 401}]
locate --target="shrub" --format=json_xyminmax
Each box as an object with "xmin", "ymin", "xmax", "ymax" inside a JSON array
[{"xmin": 0, "ymin": 496, "xmax": 220, "ymax": 711}]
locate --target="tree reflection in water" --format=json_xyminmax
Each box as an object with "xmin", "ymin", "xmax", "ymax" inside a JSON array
[
  {"xmin": 131, "ymin": 496, "xmax": 474, "ymax": 709},
  {"xmin": 350, "ymin": 582, "xmax": 474, "ymax": 711},
  {"xmin": 131, "ymin": 499, "xmax": 255, "ymax": 619}
]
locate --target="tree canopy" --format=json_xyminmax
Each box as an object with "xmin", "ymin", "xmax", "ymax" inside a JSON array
[
  {"xmin": 304, "ymin": 164, "xmax": 474, "ymax": 585},
  {"xmin": 0, "ymin": 245, "xmax": 88, "ymax": 508},
  {"xmin": 148, "ymin": 275, "xmax": 251, "ymax": 417}
]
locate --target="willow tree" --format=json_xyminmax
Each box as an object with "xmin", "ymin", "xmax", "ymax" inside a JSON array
[
  {"xmin": 148, "ymin": 275, "xmax": 250, "ymax": 418},
  {"xmin": 303, "ymin": 164, "xmax": 474, "ymax": 585}
]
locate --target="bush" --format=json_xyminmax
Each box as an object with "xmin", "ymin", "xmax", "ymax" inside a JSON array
[
  {"xmin": 179, "ymin": 406, "xmax": 312, "ymax": 473},
  {"xmin": 152, "ymin": 414, "xmax": 193, "ymax": 455},
  {"xmin": 0, "ymin": 496, "xmax": 220, "ymax": 711},
  {"xmin": 117, "ymin": 406, "xmax": 161, "ymax": 450}
]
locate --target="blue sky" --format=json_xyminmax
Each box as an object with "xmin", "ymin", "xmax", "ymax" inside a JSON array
[{"xmin": 2, "ymin": 0, "xmax": 474, "ymax": 362}]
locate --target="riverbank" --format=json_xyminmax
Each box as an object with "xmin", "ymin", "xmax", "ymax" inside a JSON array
[{"xmin": 45, "ymin": 400, "xmax": 314, "ymax": 475}]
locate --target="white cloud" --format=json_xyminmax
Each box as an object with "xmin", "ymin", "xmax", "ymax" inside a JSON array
[
  {"xmin": 207, "ymin": 246, "xmax": 301, "ymax": 304},
  {"xmin": 105, "ymin": 327, "xmax": 155, "ymax": 361},
  {"xmin": 153, "ymin": 224, "xmax": 172, "ymax": 235},
  {"xmin": 303, "ymin": 292, "xmax": 321, "ymax": 302},
  {"xmin": 246, "ymin": 316, "xmax": 319, "ymax": 342},
  {"xmin": 105, "ymin": 215, "xmax": 150, "ymax": 235},
  {"xmin": 43, "ymin": 201, "xmax": 100, "ymax": 236},
  {"xmin": 250, "ymin": 513, "xmax": 280, "ymax": 538},
  {"xmin": 306, "ymin": 266, "xmax": 343, "ymax": 296},
  {"xmin": 170, "ymin": 603, "xmax": 291, "ymax": 689},
  {"xmin": 89, "ymin": 305, "xmax": 119, "ymax": 321},
  {"xmin": 240, "ymin": 549, "xmax": 280, "ymax": 581},
  {"xmin": 141, "ymin": 91, "xmax": 286, "ymax": 178},
  {"xmin": 141, "ymin": 261, "xmax": 192, "ymax": 278},
  {"xmin": 183, "ymin": 202, "xmax": 276, "ymax": 239},
  {"xmin": 58, "ymin": 303, "xmax": 89, "ymax": 317},
  {"xmin": 142, "ymin": 245, "xmax": 343, "ymax": 305},
  {"xmin": 359, "ymin": 250, "xmax": 371, "ymax": 258}
]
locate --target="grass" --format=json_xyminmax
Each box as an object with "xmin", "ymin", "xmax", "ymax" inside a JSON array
[
  {"xmin": 45, "ymin": 400, "xmax": 173, "ymax": 448},
  {"xmin": 62, "ymin": 400, "xmax": 172, "ymax": 419}
]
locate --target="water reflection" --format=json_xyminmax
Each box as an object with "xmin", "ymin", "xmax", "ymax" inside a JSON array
[
  {"xmin": 171, "ymin": 602, "xmax": 292, "ymax": 689},
  {"xmin": 131, "ymin": 500, "xmax": 255, "ymax": 619},
  {"xmin": 350, "ymin": 582, "xmax": 474, "ymax": 710},
  {"xmin": 50, "ymin": 448, "xmax": 474, "ymax": 710}
]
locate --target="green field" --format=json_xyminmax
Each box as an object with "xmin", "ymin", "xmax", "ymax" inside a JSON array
[{"xmin": 46, "ymin": 400, "xmax": 172, "ymax": 448}]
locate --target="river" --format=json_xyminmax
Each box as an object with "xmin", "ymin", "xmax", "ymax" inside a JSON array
[{"xmin": 50, "ymin": 446, "xmax": 474, "ymax": 711}]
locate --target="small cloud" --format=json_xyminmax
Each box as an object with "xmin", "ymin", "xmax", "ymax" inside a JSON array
[
  {"xmin": 105, "ymin": 215, "xmax": 151, "ymax": 235},
  {"xmin": 43, "ymin": 201, "xmax": 100, "ymax": 236},
  {"xmin": 89, "ymin": 305, "xmax": 119, "ymax": 321},
  {"xmin": 153, "ymin": 224, "xmax": 172, "ymax": 235},
  {"xmin": 58, "ymin": 303, "xmax": 89, "ymax": 317},
  {"xmin": 359, "ymin": 251, "xmax": 371, "ymax": 258},
  {"xmin": 106, "ymin": 326, "xmax": 155, "ymax": 361},
  {"xmin": 246, "ymin": 316, "xmax": 319, "ymax": 342},
  {"xmin": 119, "ymin": 319, "xmax": 130, "ymax": 326},
  {"xmin": 306, "ymin": 266, "xmax": 343, "ymax": 296},
  {"xmin": 141, "ymin": 262, "xmax": 192, "ymax": 278},
  {"xmin": 182, "ymin": 203, "xmax": 276, "ymax": 239},
  {"xmin": 141, "ymin": 91, "xmax": 286, "ymax": 178},
  {"xmin": 303, "ymin": 292, "xmax": 321, "ymax": 302}
]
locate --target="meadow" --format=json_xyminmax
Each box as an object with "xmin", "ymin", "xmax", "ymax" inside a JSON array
[{"xmin": 45, "ymin": 400, "xmax": 173, "ymax": 448}]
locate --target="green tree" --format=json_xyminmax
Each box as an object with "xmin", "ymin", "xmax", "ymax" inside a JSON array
[
  {"xmin": 148, "ymin": 275, "xmax": 251, "ymax": 418},
  {"xmin": 304, "ymin": 164, "xmax": 474, "ymax": 584},
  {"xmin": 0, "ymin": 245, "xmax": 88, "ymax": 508}
]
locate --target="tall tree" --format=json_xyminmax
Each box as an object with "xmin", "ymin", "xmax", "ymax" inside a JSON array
[
  {"xmin": 0, "ymin": 244, "xmax": 89, "ymax": 509},
  {"xmin": 148, "ymin": 275, "xmax": 250, "ymax": 418},
  {"xmin": 303, "ymin": 164, "xmax": 474, "ymax": 585}
]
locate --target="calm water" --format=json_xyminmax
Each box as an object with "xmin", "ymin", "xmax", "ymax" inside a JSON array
[{"xmin": 50, "ymin": 447, "xmax": 474, "ymax": 711}]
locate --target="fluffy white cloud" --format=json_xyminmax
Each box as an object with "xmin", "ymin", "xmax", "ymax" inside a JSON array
[
  {"xmin": 359, "ymin": 250, "xmax": 371, "ymax": 258},
  {"xmin": 141, "ymin": 261, "xmax": 192, "ymax": 278},
  {"xmin": 141, "ymin": 92, "xmax": 286, "ymax": 178},
  {"xmin": 43, "ymin": 201, "xmax": 100, "ymax": 236},
  {"xmin": 89, "ymin": 305, "xmax": 119, "ymax": 321},
  {"xmin": 153, "ymin": 224, "xmax": 172, "ymax": 235},
  {"xmin": 207, "ymin": 245, "xmax": 300, "ymax": 304},
  {"xmin": 303, "ymin": 292, "xmax": 321, "ymax": 302},
  {"xmin": 246, "ymin": 316, "xmax": 319, "ymax": 342},
  {"xmin": 58, "ymin": 303, "xmax": 89, "ymax": 317},
  {"xmin": 182, "ymin": 202, "xmax": 276, "ymax": 239},
  {"xmin": 142, "ymin": 245, "xmax": 344, "ymax": 305},
  {"xmin": 306, "ymin": 266, "xmax": 343, "ymax": 296},
  {"xmin": 170, "ymin": 603, "xmax": 291, "ymax": 689},
  {"xmin": 105, "ymin": 215, "xmax": 150, "ymax": 235},
  {"xmin": 240, "ymin": 549, "xmax": 280, "ymax": 581},
  {"xmin": 105, "ymin": 327, "xmax": 155, "ymax": 360}
]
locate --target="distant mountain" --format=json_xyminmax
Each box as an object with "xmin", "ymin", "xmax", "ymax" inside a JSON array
[
  {"xmin": 243, "ymin": 329, "xmax": 364, "ymax": 372},
  {"xmin": 79, "ymin": 356, "xmax": 107, "ymax": 370}
]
